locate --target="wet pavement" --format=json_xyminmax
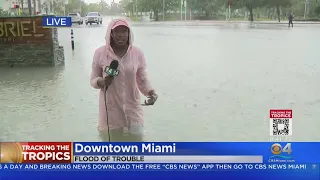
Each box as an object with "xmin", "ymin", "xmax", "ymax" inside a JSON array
[{"xmin": 1, "ymin": 16, "xmax": 320, "ymax": 142}]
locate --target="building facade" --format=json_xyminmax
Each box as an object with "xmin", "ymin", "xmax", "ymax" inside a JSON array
[
  {"xmin": 1, "ymin": 0, "xmax": 52, "ymax": 15},
  {"xmin": 1, "ymin": 0, "xmax": 11, "ymax": 11}
]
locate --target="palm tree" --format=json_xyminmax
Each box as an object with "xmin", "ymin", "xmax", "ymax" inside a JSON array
[
  {"xmin": 21, "ymin": 0, "xmax": 24, "ymax": 11},
  {"xmin": 37, "ymin": 0, "xmax": 41, "ymax": 13},
  {"xmin": 27, "ymin": 0, "xmax": 32, "ymax": 15}
]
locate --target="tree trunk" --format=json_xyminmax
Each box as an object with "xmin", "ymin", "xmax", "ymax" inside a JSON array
[
  {"xmin": 276, "ymin": 4, "xmax": 280, "ymax": 22},
  {"xmin": 247, "ymin": 6, "xmax": 253, "ymax": 21},
  {"xmin": 37, "ymin": 0, "xmax": 41, "ymax": 13},
  {"xmin": 250, "ymin": 8, "xmax": 253, "ymax": 21},
  {"xmin": 21, "ymin": 0, "xmax": 24, "ymax": 10},
  {"xmin": 33, "ymin": 0, "xmax": 36, "ymax": 14},
  {"xmin": 205, "ymin": 10, "xmax": 209, "ymax": 17},
  {"xmin": 27, "ymin": 0, "xmax": 32, "ymax": 15},
  {"xmin": 246, "ymin": 1, "xmax": 254, "ymax": 22},
  {"xmin": 153, "ymin": 9, "xmax": 159, "ymax": 21}
]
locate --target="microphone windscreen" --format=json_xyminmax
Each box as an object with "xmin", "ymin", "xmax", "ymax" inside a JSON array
[{"xmin": 110, "ymin": 60, "xmax": 119, "ymax": 69}]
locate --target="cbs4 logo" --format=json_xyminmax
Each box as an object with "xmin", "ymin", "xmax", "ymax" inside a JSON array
[{"xmin": 271, "ymin": 143, "xmax": 292, "ymax": 155}]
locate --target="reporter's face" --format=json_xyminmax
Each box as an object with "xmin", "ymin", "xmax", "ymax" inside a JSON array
[{"xmin": 112, "ymin": 25, "xmax": 129, "ymax": 47}]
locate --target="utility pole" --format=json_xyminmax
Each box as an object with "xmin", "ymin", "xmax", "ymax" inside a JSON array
[
  {"xmin": 162, "ymin": 0, "xmax": 165, "ymax": 20},
  {"xmin": 228, "ymin": 0, "xmax": 232, "ymax": 20},
  {"xmin": 64, "ymin": 0, "xmax": 68, "ymax": 16},
  {"xmin": 304, "ymin": 0, "xmax": 309, "ymax": 19},
  {"xmin": 304, "ymin": 0, "xmax": 307, "ymax": 19},
  {"xmin": 20, "ymin": 0, "xmax": 23, "ymax": 11},
  {"xmin": 52, "ymin": 0, "xmax": 54, "ymax": 14},
  {"xmin": 180, "ymin": 0, "xmax": 182, "ymax": 20},
  {"xmin": 184, "ymin": 0, "xmax": 186, "ymax": 21},
  {"xmin": 101, "ymin": 0, "xmax": 103, "ymax": 14},
  {"xmin": 79, "ymin": 0, "xmax": 82, "ymax": 14},
  {"xmin": 228, "ymin": 4, "xmax": 231, "ymax": 20},
  {"xmin": 33, "ymin": 0, "xmax": 36, "ymax": 14},
  {"xmin": 133, "ymin": 2, "xmax": 135, "ymax": 17}
]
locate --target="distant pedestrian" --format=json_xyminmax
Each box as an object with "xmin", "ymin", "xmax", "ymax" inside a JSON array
[{"xmin": 288, "ymin": 14, "xmax": 294, "ymax": 28}]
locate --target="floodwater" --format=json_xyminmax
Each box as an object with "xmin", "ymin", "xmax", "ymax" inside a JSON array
[{"xmin": 1, "ymin": 17, "xmax": 320, "ymax": 142}]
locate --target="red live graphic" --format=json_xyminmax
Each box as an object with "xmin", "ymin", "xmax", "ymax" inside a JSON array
[
  {"xmin": 0, "ymin": 142, "xmax": 72, "ymax": 163},
  {"xmin": 270, "ymin": 110, "xmax": 292, "ymax": 118}
]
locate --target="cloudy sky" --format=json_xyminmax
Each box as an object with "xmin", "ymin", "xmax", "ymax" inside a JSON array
[{"xmin": 84, "ymin": 0, "xmax": 120, "ymax": 4}]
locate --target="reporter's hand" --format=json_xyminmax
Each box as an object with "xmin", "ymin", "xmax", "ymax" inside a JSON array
[
  {"xmin": 144, "ymin": 91, "xmax": 158, "ymax": 106},
  {"xmin": 97, "ymin": 76, "xmax": 113, "ymax": 89}
]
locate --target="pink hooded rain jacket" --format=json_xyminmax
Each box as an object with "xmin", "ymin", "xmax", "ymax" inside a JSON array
[{"xmin": 90, "ymin": 18, "xmax": 155, "ymax": 132}]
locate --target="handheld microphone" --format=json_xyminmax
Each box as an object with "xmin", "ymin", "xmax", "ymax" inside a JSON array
[
  {"xmin": 105, "ymin": 60, "xmax": 119, "ymax": 77},
  {"xmin": 103, "ymin": 60, "xmax": 119, "ymax": 142}
]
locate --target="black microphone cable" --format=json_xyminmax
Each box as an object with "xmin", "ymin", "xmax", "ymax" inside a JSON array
[
  {"xmin": 103, "ymin": 85, "xmax": 111, "ymax": 142},
  {"xmin": 102, "ymin": 60, "xmax": 119, "ymax": 142}
]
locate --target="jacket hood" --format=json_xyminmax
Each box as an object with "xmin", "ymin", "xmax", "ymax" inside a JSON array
[{"xmin": 105, "ymin": 18, "xmax": 134, "ymax": 50}]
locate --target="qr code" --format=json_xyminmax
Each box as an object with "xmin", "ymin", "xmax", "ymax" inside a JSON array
[{"xmin": 270, "ymin": 118, "xmax": 292, "ymax": 136}]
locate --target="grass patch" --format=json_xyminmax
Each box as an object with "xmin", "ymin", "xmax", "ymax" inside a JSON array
[{"xmin": 127, "ymin": 16, "xmax": 140, "ymax": 21}]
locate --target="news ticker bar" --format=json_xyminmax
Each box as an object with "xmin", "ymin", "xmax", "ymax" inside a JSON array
[
  {"xmin": 73, "ymin": 155, "xmax": 263, "ymax": 163},
  {"xmin": 0, "ymin": 163, "xmax": 317, "ymax": 172}
]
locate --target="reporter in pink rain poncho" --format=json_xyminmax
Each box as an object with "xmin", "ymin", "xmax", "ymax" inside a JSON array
[{"xmin": 90, "ymin": 18, "xmax": 158, "ymax": 142}]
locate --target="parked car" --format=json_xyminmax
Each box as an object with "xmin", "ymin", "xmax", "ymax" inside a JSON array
[
  {"xmin": 85, "ymin": 12, "xmax": 102, "ymax": 25},
  {"xmin": 68, "ymin": 13, "xmax": 83, "ymax": 25}
]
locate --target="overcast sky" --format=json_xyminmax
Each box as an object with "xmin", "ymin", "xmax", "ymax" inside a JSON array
[{"xmin": 84, "ymin": 0, "xmax": 120, "ymax": 4}]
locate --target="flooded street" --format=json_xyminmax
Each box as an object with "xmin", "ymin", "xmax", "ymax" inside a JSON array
[{"xmin": 1, "ymin": 17, "xmax": 320, "ymax": 142}]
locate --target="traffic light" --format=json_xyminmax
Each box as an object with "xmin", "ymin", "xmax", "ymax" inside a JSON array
[{"xmin": 14, "ymin": 4, "xmax": 20, "ymax": 8}]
